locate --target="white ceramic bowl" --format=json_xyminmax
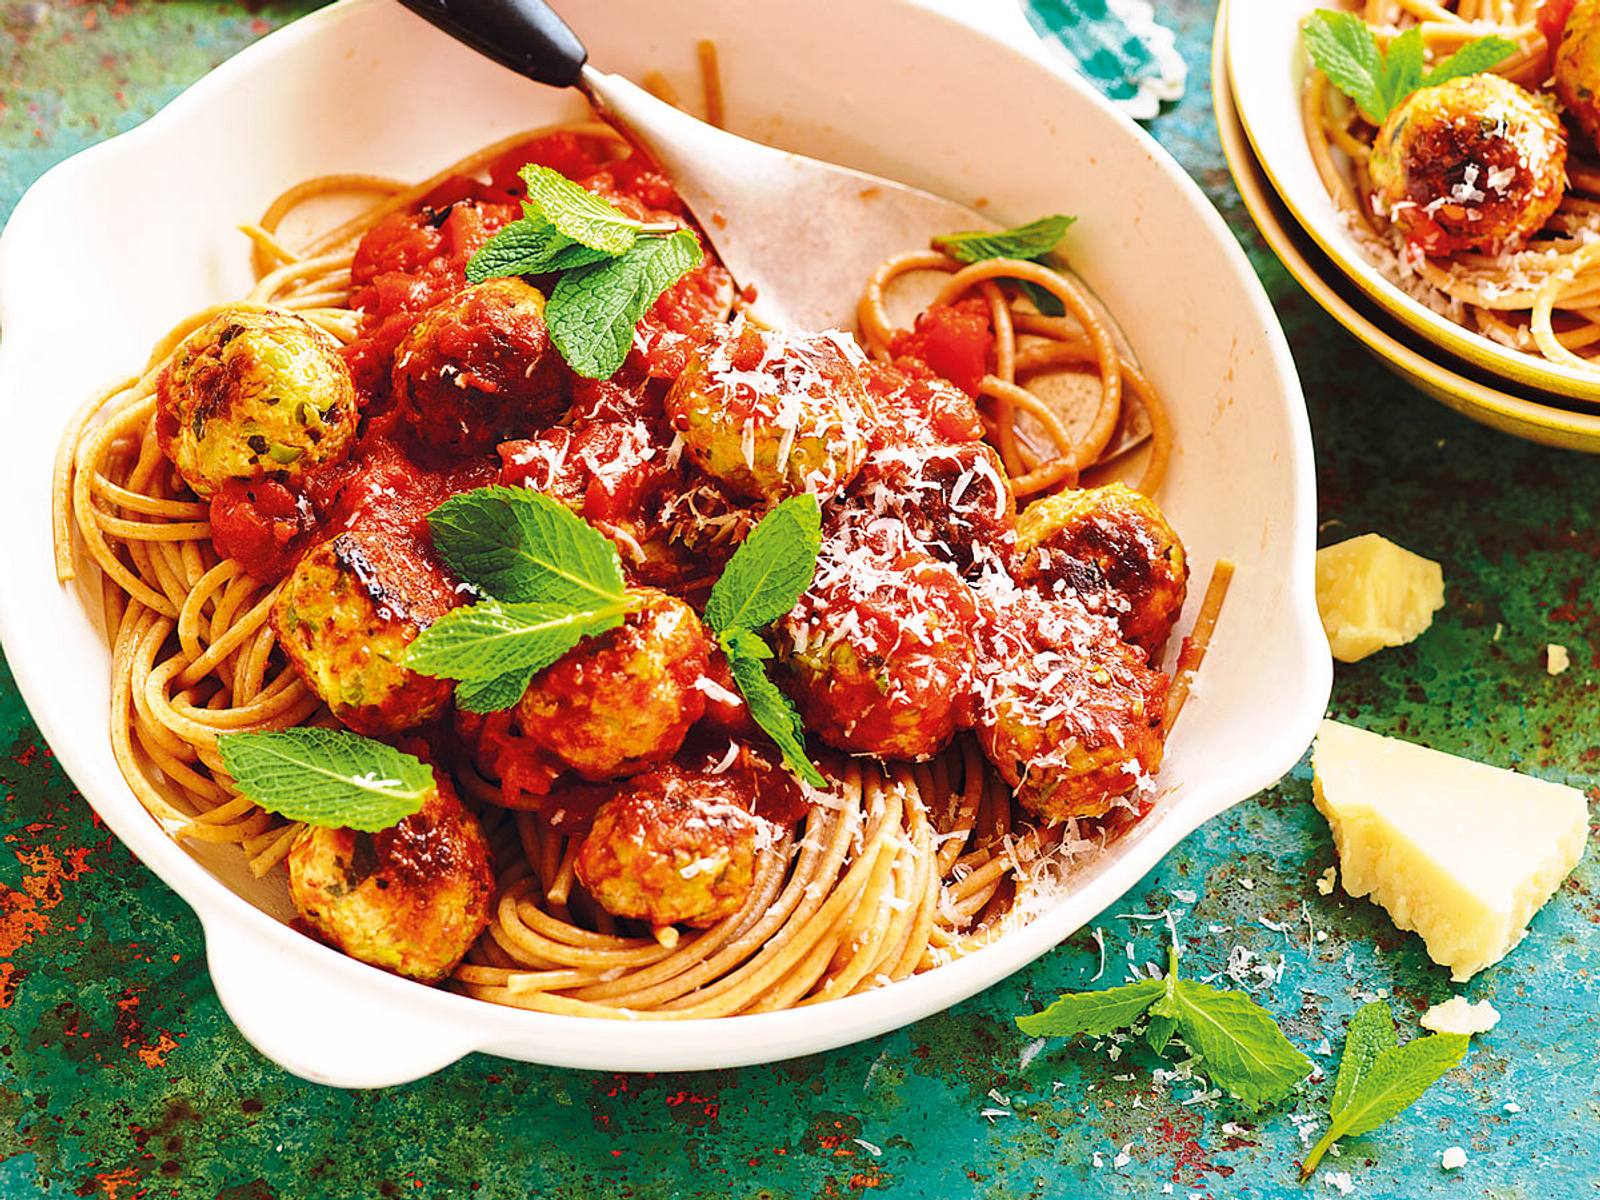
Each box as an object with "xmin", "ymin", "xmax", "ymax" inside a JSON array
[
  {"xmin": 0, "ymin": 0, "xmax": 1329, "ymax": 1086},
  {"xmin": 1227, "ymin": 0, "xmax": 1600, "ymax": 406}
]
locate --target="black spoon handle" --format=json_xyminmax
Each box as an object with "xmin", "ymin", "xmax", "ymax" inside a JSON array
[{"xmin": 396, "ymin": 0, "xmax": 588, "ymax": 88}]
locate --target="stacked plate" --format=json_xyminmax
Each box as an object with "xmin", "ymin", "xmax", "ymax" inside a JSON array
[{"xmin": 1216, "ymin": 0, "xmax": 1600, "ymax": 451}]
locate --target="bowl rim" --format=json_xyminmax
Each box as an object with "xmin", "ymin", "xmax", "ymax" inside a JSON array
[
  {"xmin": 1213, "ymin": 4, "xmax": 1600, "ymax": 453},
  {"xmin": 0, "ymin": 0, "xmax": 1332, "ymax": 1083},
  {"xmin": 1224, "ymin": 0, "xmax": 1600, "ymax": 408}
]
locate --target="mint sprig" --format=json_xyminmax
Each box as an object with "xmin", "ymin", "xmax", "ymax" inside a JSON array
[
  {"xmin": 408, "ymin": 486, "xmax": 633, "ymax": 709},
  {"xmin": 462, "ymin": 162, "xmax": 700, "ymax": 380},
  {"xmin": 546, "ymin": 230, "xmax": 703, "ymax": 380},
  {"xmin": 932, "ymin": 215, "xmax": 1076, "ymax": 317},
  {"xmin": 1300, "ymin": 1000, "xmax": 1470, "ymax": 1179},
  {"xmin": 216, "ymin": 727, "xmax": 434, "ymax": 832},
  {"xmin": 1018, "ymin": 943, "xmax": 1311, "ymax": 1111},
  {"xmin": 1301, "ymin": 9, "xmax": 1515, "ymax": 125}
]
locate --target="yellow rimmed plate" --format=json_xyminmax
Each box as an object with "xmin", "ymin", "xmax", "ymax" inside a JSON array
[
  {"xmin": 1225, "ymin": 0, "xmax": 1600, "ymax": 407},
  {"xmin": 1214, "ymin": 4, "xmax": 1600, "ymax": 452}
]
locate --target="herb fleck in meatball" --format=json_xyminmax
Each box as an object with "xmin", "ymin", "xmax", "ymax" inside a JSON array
[
  {"xmin": 156, "ymin": 305, "xmax": 358, "ymax": 498},
  {"xmin": 839, "ymin": 441, "xmax": 1016, "ymax": 575},
  {"xmin": 1369, "ymin": 74, "xmax": 1567, "ymax": 257},
  {"xmin": 575, "ymin": 762, "xmax": 770, "ymax": 927},
  {"xmin": 974, "ymin": 585, "xmax": 1168, "ymax": 823},
  {"xmin": 393, "ymin": 277, "xmax": 567, "ymax": 456},
  {"xmin": 1015, "ymin": 483, "xmax": 1187, "ymax": 656},
  {"xmin": 514, "ymin": 589, "xmax": 711, "ymax": 780},
  {"xmin": 288, "ymin": 772, "xmax": 493, "ymax": 982},
  {"xmin": 1556, "ymin": 0, "xmax": 1600, "ymax": 151},
  {"xmin": 775, "ymin": 543, "xmax": 978, "ymax": 760},
  {"xmin": 665, "ymin": 322, "xmax": 870, "ymax": 503},
  {"xmin": 273, "ymin": 530, "xmax": 458, "ymax": 735}
]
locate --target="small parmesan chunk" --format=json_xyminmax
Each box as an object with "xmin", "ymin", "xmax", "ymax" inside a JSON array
[
  {"xmin": 1441, "ymin": 1147, "xmax": 1467, "ymax": 1171},
  {"xmin": 1315, "ymin": 534, "xmax": 1444, "ymax": 662},
  {"xmin": 1312, "ymin": 721, "xmax": 1587, "ymax": 981},
  {"xmin": 1547, "ymin": 644, "xmax": 1571, "ymax": 676},
  {"xmin": 1420, "ymin": 996, "xmax": 1500, "ymax": 1036}
]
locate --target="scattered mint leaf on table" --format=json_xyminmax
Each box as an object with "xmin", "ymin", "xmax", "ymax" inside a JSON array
[
  {"xmin": 1301, "ymin": 1000, "xmax": 1470, "ymax": 1179},
  {"xmin": 1014, "ymin": 977, "xmax": 1165, "ymax": 1037},
  {"xmin": 1017, "ymin": 943, "xmax": 1310, "ymax": 1111},
  {"xmin": 1302, "ymin": 9, "xmax": 1514, "ymax": 125},
  {"xmin": 704, "ymin": 495, "xmax": 822, "ymax": 634},
  {"xmin": 216, "ymin": 727, "xmax": 433, "ymax": 832},
  {"xmin": 427, "ymin": 485, "xmax": 627, "ymax": 608}
]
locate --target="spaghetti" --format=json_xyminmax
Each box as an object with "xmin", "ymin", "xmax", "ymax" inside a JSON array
[
  {"xmin": 1301, "ymin": 0, "xmax": 1600, "ymax": 370},
  {"xmin": 53, "ymin": 108, "xmax": 1219, "ymax": 1016}
]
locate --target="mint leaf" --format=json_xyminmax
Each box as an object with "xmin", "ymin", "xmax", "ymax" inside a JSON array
[
  {"xmin": 1019, "ymin": 280, "xmax": 1066, "ymax": 319},
  {"xmin": 721, "ymin": 627, "xmax": 826, "ymax": 788},
  {"xmin": 217, "ymin": 727, "xmax": 433, "ymax": 832},
  {"xmin": 1149, "ymin": 947, "xmax": 1311, "ymax": 1110},
  {"xmin": 932, "ymin": 215, "xmax": 1075, "ymax": 264},
  {"xmin": 427, "ymin": 486, "xmax": 627, "ymax": 608},
  {"xmin": 1331, "ymin": 1000, "xmax": 1398, "ymax": 1117},
  {"xmin": 1146, "ymin": 1013, "xmax": 1178, "ymax": 1055},
  {"xmin": 1422, "ymin": 35, "xmax": 1517, "ymax": 87},
  {"xmin": 1301, "ymin": 1005, "xmax": 1471, "ymax": 1178},
  {"xmin": 406, "ymin": 597, "xmax": 628, "ymax": 682},
  {"xmin": 704, "ymin": 495, "xmax": 822, "ymax": 635},
  {"xmin": 465, "ymin": 216, "xmax": 613, "ymax": 284},
  {"xmin": 1302, "ymin": 9, "xmax": 1385, "ymax": 123},
  {"xmin": 1377, "ymin": 26, "xmax": 1425, "ymax": 120},
  {"xmin": 454, "ymin": 665, "xmax": 537, "ymax": 714},
  {"xmin": 520, "ymin": 164, "xmax": 643, "ymax": 255},
  {"xmin": 546, "ymin": 230, "xmax": 703, "ymax": 379},
  {"xmin": 1335, "ymin": 1034, "xmax": 1469, "ymax": 1137},
  {"xmin": 1015, "ymin": 977, "xmax": 1164, "ymax": 1038}
]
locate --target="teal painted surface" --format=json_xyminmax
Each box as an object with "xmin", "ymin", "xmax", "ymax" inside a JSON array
[{"xmin": 1, "ymin": 2, "xmax": 1597, "ymax": 1196}]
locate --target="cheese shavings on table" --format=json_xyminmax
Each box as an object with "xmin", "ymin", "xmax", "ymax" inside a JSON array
[
  {"xmin": 1420, "ymin": 996, "xmax": 1500, "ymax": 1036},
  {"xmin": 1312, "ymin": 720, "xmax": 1588, "ymax": 981},
  {"xmin": 1315, "ymin": 534, "xmax": 1444, "ymax": 663}
]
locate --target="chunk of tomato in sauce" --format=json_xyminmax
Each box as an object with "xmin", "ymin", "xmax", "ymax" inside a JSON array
[
  {"xmin": 889, "ymin": 298, "xmax": 993, "ymax": 397},
  {"xmin": 209, "ymin": 478, "xmax": 309, "ymax": 582}
]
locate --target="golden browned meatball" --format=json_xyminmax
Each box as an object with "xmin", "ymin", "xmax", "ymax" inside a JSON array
[
  {"xmin": 775, "ymin": 544, "xmax": 978, "ymax": 760},
  {"xmin": 1555, "ymin": 0, "xmax": 1600, "ymax": 150},
  {"xmin": 1369, "ymin": 73, "xmax": 1566, "ymax": 257},
  {"xmin": 664, "ymin": 321, "xmax": 870, "ymax": 503},
  {"xmin": 287, "ymin": 773, "xmax": 493, "ymax": 982},
  {"xmin": 156, "ymin": 305, "xmax": 358, "ymax": 498},
  {"xmin": 273, "ymin": 531, "xmax": 457, "ymax": 735},
  {"xmin": 575, "ymin": 763, "xmax": 769, "ymax": 927},
  {"xmin": 974, "ymin": 586, "xmax": 1168, "ymax": 823},
  {"xmin": 514, "ymin": 589, "xmax": 711, "ymax": 780},
  {"xmin": 1015, "ymin": 483, "xmax": 1188, "ymax": 656},
  {"xmin": 839, "ymin": 440, "xmax": 1017, "ymax": 575},
  {"xmin": 392, "ymin": 277, "xmax": 567, "ymax": 456}
]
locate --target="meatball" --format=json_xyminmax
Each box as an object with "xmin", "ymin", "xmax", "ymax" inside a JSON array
[
  {"xmin": 514, "ymin": 588, "xmax": 711, "ymax": 779},
  {"xmin": 840, "ymin": 441, "xmax": 1016, "ymax": 574},
  {"xmin": 575, "ymin": 762, "xmax": 769, "ymax": 927},
  {"xmin": 287, "ymin": 773, "xmax": 493, "ymax": 982},
  {"xmin": 392, "ymin": 277, "xmax": 566, "ymax": 456},
  {"xmin": 775, "ymin": 545, "xmax": 978, "ymax": 760},
  {"xmin": 1556, "ymin": 0, "xmax": 1600, "ymax": 151},
  {"xmin": 273, "ymin": 530, "xmax": 457, "ymax": 735},
  {"xmin": 665, "ymin": 322, "xmax": 870, "ymax": 503},
  {"xmin": 1014, "ymin": 483, "xmax": 1188, "ymax": 656},
  {"xmin": 1369, "ymin": 73, "xmax": 1567, "ymax": 257},
  {"xmin": 974, "ymin": 587, "xmax": 1168, "ymax": 824},
  {"xmin": 156, "ymin": 305, "xmax": 358, "ymax": 498}
]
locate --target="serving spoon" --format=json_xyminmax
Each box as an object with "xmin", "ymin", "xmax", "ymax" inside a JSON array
[{"xmin": 394, "ymin": 0, "xmax": 1149, "ymax": 453}]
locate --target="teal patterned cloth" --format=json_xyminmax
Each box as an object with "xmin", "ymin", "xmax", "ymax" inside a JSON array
[{"xmin": 1021, "ymin": 0, "xmax": 1187, "ymax": 119}]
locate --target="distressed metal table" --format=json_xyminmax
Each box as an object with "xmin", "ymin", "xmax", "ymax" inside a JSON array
[{"xmin": 2, "ymin": 2, "xmax": 1597, "ymax": 1197}]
